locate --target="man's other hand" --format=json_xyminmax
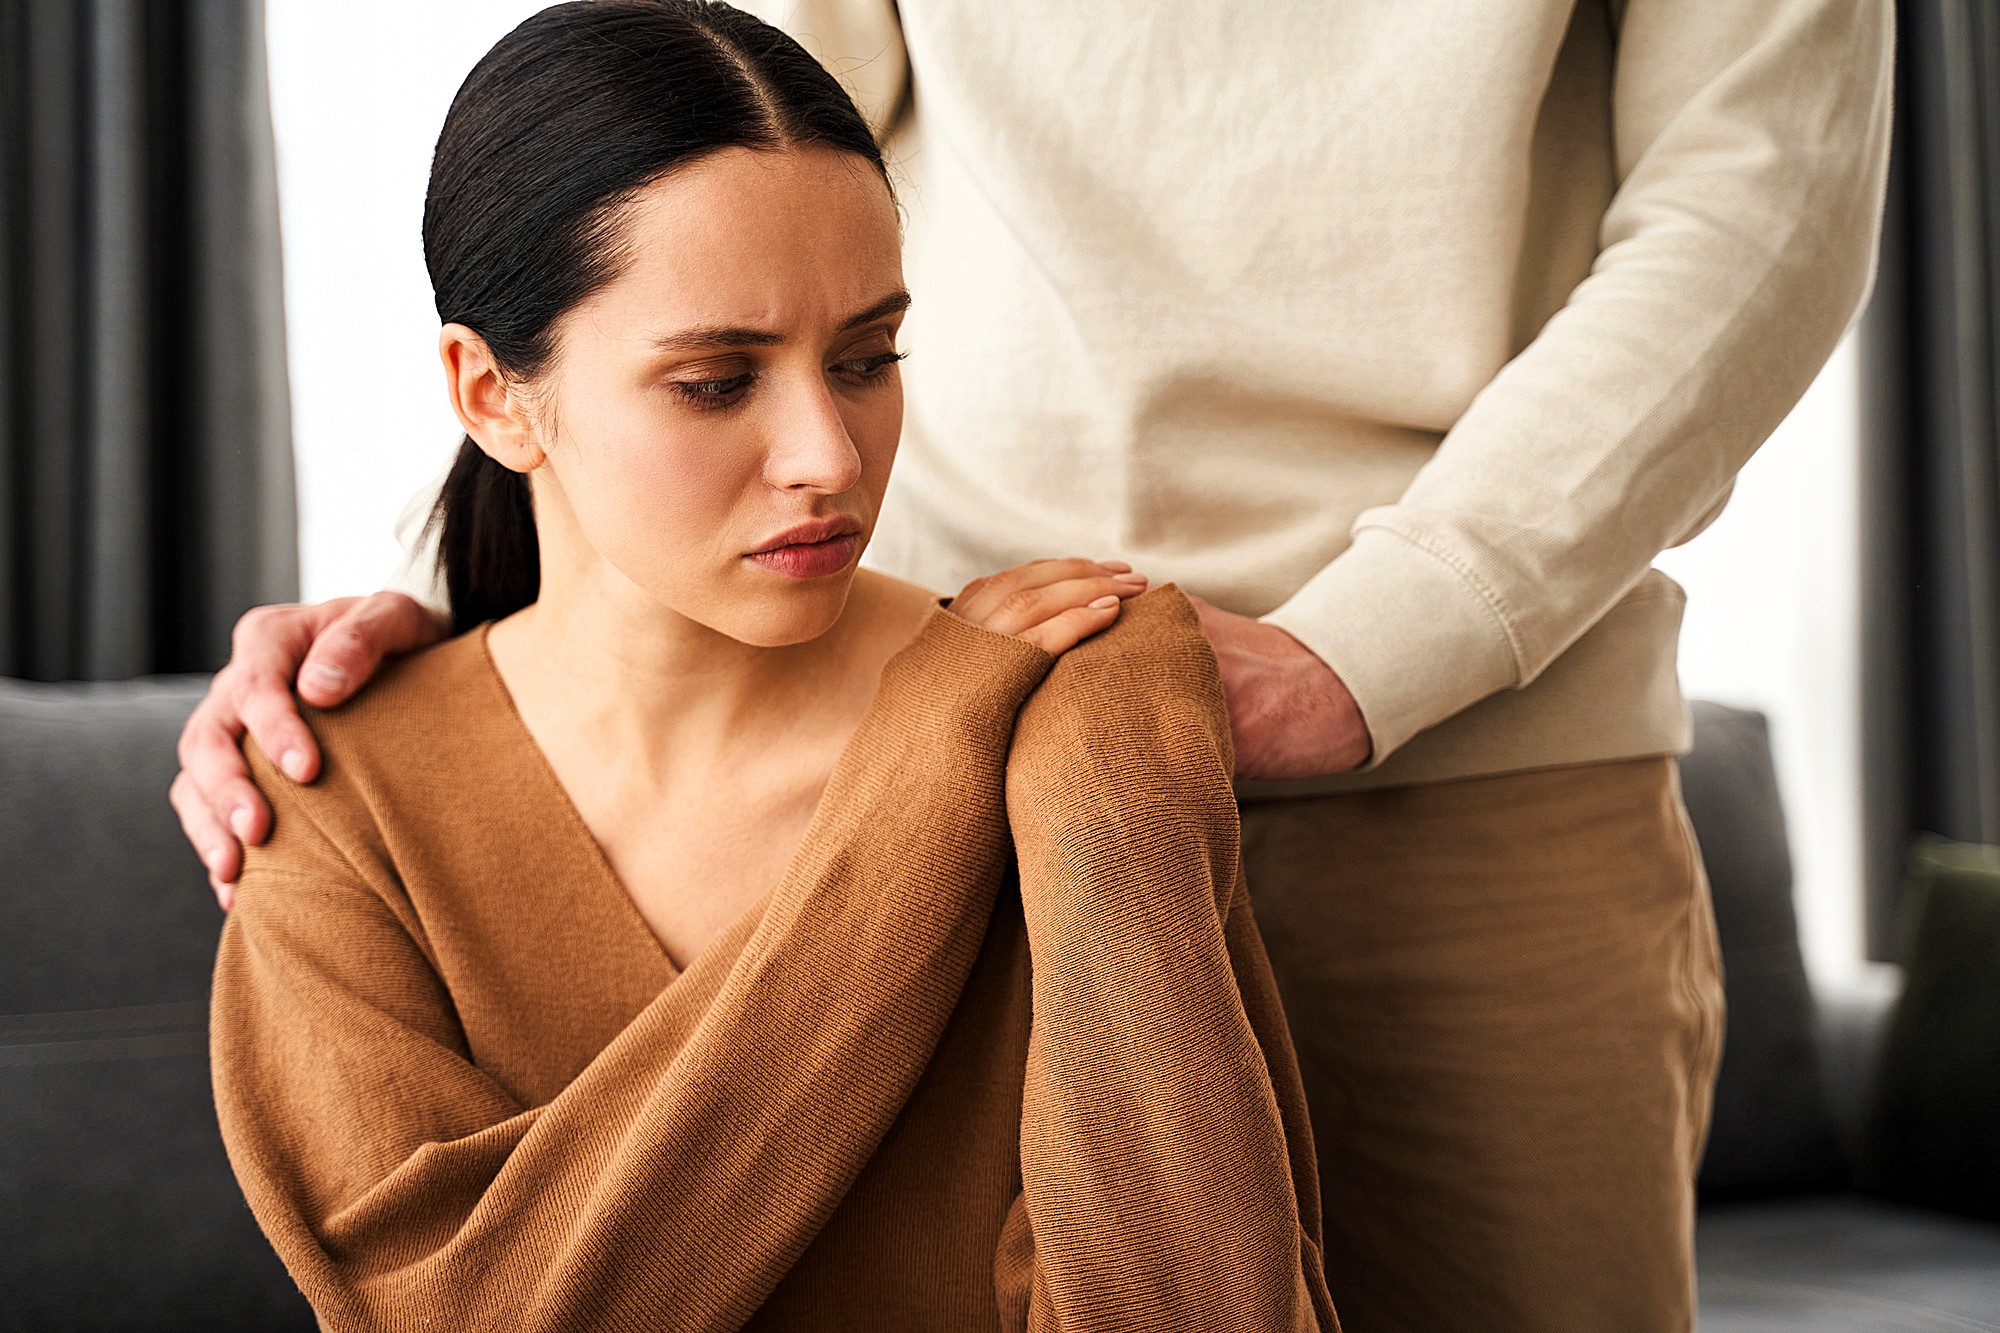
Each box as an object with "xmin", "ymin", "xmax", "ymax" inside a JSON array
[
  {"xmin": 169, "ymin": 592, "xmax": 451, "ymax": 910},
  {"xmin": 1185, "ymin": 592, "xmax": 1373, "ymax": 782}
]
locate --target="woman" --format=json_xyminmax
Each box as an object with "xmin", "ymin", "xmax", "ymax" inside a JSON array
[{"xmin": 211, "ymin": 2, "xmax": 1337, "ymax": 1328}]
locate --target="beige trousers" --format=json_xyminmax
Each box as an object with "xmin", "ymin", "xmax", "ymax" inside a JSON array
[{"xmin": 1239, "ymin": 754, "xmax": 1726, "ymax": 1332}]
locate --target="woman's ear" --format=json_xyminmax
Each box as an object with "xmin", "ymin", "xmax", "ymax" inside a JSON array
[{"xmin": 439, "ymin": 323, "xmax": 546, "ymax": 471}]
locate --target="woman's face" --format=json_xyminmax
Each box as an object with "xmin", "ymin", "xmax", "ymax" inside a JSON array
[{"xmin": 458, "ymin": 144, "xmax": 907, "ymax": 647}]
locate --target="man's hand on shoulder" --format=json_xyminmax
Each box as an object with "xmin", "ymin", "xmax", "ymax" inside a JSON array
[
  {"xmin": 169, "ymin": 591, "xmax": 451, "ymax": 910},
  {"xmin": 1185, "ymin": 592, "xmax": 1373, "ymax": 781}
]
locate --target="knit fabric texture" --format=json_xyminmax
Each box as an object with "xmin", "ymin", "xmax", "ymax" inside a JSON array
[{"xmin": 211, "ymin": 582, "xmax": 1338, "ymax": 1331}]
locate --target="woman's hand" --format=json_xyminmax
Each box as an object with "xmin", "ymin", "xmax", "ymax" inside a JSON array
[{"xmin": 944, "ymin": 557, "xmax": 1150, "ymax": 656}]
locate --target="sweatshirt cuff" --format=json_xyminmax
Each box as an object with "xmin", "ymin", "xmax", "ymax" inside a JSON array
[
  {"xmin": 877, "ymin": 604, "xmax": 1059, "ymax": 732},
  {"xmin": 1257, "ymin": 525, "xmax": 1521, "ymax": 773}
]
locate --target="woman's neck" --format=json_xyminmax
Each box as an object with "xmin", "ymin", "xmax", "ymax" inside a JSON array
[{"xmin": 485, "ymin": 567, "xmax": 938, "ymax": 789}]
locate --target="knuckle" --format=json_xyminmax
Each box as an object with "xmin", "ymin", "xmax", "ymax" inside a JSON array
[
  {"xmin": 998, "ymin": 587, "xmax": 1041, "ymax": 619},
  {"xmin": 218, "ymin": 667, "xmax": 256, "ymax": 714},
  {"xmin": 232, "ymin": 665, "xmax": 287, "ymax": 705},
  {"xmin": 321, "ymin": 621, "xmax": 371, "ymax": 659},
  {"xmin": 230, "ymin": 603, "xmax": 283, "ymax": 649},
  {"xmin": 170, "ymin": 777, "xmax": 210, "ymax": 829},
  {"xmin": 177, "ymin": 713, "xmax": 222, "ymax": 768}
]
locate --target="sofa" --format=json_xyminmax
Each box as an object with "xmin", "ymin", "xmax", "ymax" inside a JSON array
[
  {"xmin": 0, "ymin": 673, "xmax": 313, "ymax": 1327},
  {"xmin": 2, "ymin": 674, "xmax": 1996, "ymax": 1329},
  {"xmin": 1679, "ymin": 703, "xmax": 2000, "ymax": 1329}
]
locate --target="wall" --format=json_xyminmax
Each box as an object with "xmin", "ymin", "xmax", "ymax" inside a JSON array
[{"xmin": 266, "ymin": 0, "xmax": 548, "ymax": 602}]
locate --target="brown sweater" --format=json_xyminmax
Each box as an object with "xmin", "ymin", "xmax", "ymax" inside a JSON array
[{"xmin": 212, "ymin": 583, "xmax": 1339, "ymax": 1331}]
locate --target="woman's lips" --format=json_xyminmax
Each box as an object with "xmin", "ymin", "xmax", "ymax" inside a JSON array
[{"xmin": 742, "ymin": 532, "xmax": 860, "ymax": 579}]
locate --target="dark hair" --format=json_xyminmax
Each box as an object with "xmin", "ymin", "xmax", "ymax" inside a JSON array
[{"xmin": 419, "ymin": 0, "xmax": 891, "ymax": 635}]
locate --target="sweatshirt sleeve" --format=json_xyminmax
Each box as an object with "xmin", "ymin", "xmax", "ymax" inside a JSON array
[
  {"xmin": 211, "ymin": 605, "xmax": 1054, "ymax": 1332},
  {"xmin": 1259, "ymin": 0, "xmax": 1895, "ymax": 771},
  {"xmin": 993, "ymin": 584, "xmax": 1339, "ymax": 1332}
]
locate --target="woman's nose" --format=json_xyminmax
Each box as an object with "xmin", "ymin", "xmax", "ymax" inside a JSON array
[{"xmin": 765, "ymin": 380, "xmax": 864, "ymax": 493}]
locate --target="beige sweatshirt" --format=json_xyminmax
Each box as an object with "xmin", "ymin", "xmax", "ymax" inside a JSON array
[{"xmin": 384, "ymin": 0, "xmax": 1894, "ymax": 797}]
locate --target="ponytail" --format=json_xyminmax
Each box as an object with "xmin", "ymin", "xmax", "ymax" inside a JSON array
[{"xmin": 431, "ymin": 436, "xmax": 539, "ymax": 637}]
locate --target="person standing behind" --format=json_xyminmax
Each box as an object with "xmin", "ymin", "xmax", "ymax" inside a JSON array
[{"xmin": 171, "ymin": 1, "xmax": 1893, "ymax": 1327}]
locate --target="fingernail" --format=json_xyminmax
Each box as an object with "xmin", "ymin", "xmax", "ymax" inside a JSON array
[
  {"xmin": 280, "ymin": 748, "xmax": 309, "ymax": 781},
  {"xmin": 1088, "ymin": 594, "xmax": 1120, "ymax": 609},
  {"xmin": 229, "ymin": 805, "xmax": 254, "ymax": 841},
  {"xmin": 1113, "ymin": 571, "xmax": 1149, "ymax": 584},
  {"xmin": 302, "ymin": 663, "xmax": 346, "ymax": 692},
  {"xmin": 205, "ymin": 846, "xmax": 226, "ymax": 874},
  {"xmin": 1097, "ymin": 559, "xmax": 1133, "ymax": 572}
]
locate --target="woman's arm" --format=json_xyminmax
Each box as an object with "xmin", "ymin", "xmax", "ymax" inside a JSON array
[
  {"xmin": 213, "ymin": 603, "xmax": 1055, "ymax": 1332},
  {"xmin": 993, "ymin": 583, "xmax": 1340, "ymax": 1332}
]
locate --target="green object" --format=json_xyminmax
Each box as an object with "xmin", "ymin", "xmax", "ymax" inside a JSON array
[{"xmin": 1859, "ymin": 833, "xmax": 2000, "ymax": 1222}]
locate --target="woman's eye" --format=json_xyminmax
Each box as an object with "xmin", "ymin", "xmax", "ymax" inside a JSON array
[
  {"xmin": 669, "ymin": 373, "xmax": 754, "ymax": 409},
  {"xmin": 837, "ymin": 350, "xmax": 908, "ymax": 383}
]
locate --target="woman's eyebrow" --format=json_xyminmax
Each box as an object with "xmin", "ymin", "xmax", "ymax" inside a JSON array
[
  {"xmin": 837, "ymin": 289, "xmax": 912, "ymax": 331},
  {"xmin": 646, "ymin": 289, "xmax": 911, "ymax": 355}
]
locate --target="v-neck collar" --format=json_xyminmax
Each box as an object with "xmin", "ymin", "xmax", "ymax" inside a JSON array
[
  {"xmin": 462, "ymin": 598, "xmax": 961, "ymax": 990},
  {"xmin": 469, "ymin": 618, "xmax": 776, "ymax": 987}
]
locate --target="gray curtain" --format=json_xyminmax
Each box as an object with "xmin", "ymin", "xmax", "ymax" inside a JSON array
[
  {"xmin": 0, "ymin": 0, "xmax": 296, "ymax": 683},
  {"xmin": 1860, "ymin": 0, "xmax": 2000, "ymax": 957}
]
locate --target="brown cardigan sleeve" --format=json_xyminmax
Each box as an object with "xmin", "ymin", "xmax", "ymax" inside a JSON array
[
  {"xmin": 210, "ymin": 605, "xmax": 1054, "ymax": 1332},
  {"xmin": 992, "ymin": 584, "xmax": 1341, "ymax": 1331}
]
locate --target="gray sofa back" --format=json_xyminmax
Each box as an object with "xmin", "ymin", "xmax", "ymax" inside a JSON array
[
  {"xmin": 0, "ymin": 673, "xmax": 312, "ymax": 1329},
  {"xmin": 1678, "ymin": 701, "xmax": 1847, "ymax": 1196}
]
